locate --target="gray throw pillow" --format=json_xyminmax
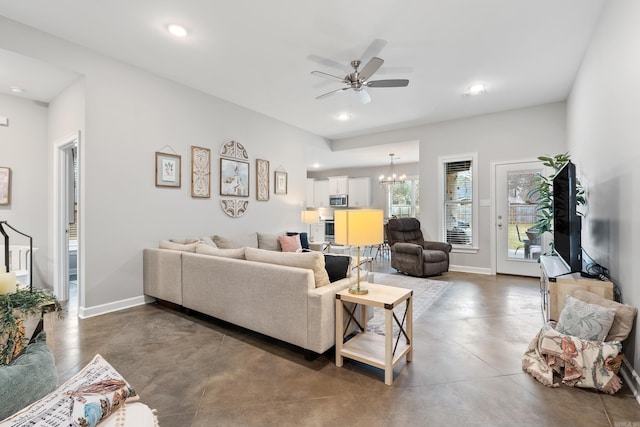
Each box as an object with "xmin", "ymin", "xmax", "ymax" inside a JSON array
[
  {"xmin": 556, "ymin": 295, "xmax": 616, "ymax": 341},
  {"xmin": 0, "ymin": 332, "xmax": 57, "ymax": 420}
]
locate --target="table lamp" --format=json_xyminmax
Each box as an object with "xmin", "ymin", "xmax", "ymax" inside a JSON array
[
  {"xmin": 334, "ymin": 209, "xmax": 383, "ymax": 295},
  {"xmin": 301, "ymin": 210, "xmax": 319, "ymax": 242}
]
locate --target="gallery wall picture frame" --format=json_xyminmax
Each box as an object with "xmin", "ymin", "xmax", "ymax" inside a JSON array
[
  {"xmin": 256, "ymin": 159, "xmax": 269, "ymax": 201},
  {"xmin": 220, "ymin": 158, "xmax": 249, "ymax": 197},
  {"xmin": 191, "ymin": 146, "xmax": 211, "ymax": 198},
  {"xmin": 155, "ymin": 152, "xmax": 182, "ymax": 188},
  {"xmin": 274, "ymin": 170, "xmax": 288, "ymax": 195},
  {"xmin": 0, "ymin": 166, "xmax": 11, "ymax": 205}
]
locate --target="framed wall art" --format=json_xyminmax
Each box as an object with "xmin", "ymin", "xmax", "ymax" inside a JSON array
[
  {"xmin": 256, "ymin": 159, "xmax": 269, "ymax": 201},
  {"xmin": 191, "ymin": 146, "xmax": 211, "ymax": 198},
  {"xmin": 155, "ymin": 152, "xmax": 181, "ymax": 188},
  {"xmin": 274, "ymin": 170, "xmax": 287, "ymax": 195},
  {"xmin": 0, "ymin": 166, "xmax": 11, "ymax": 205},
  {"xmin": 220, "ymin": 158, "xmax": 249, "ymax": 197}
]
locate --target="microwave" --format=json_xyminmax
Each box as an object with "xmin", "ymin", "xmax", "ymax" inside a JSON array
[{"xmin": 329, "ymin": 194, "xmax": 348, "ymax": 207}]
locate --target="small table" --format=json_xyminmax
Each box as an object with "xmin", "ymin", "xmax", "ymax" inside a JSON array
[{"xmin": 335, "ymin": 282, "xmax": 413, "ymax": 385}]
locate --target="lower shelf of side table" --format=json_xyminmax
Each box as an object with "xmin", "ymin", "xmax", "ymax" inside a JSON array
[{"xmin": 340, "ymin": 332, "xmax": 411, "ymax": 371}]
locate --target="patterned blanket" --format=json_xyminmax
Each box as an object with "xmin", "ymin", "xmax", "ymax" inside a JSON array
[{"xmin": 522, "ymin": 324, "xmax": 623, "ymax": 394}]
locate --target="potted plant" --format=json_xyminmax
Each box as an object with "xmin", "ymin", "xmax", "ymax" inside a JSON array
[
  {"xmin": 0, "ymin": 288, "xmax": 61, "ymax": 365},
  {"xmin": 527, "ymin": 152, "xmax": 586, "ymax": 253}
]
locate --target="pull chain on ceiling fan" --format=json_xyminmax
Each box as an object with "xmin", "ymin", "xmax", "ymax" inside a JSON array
[{"xmin": 311, "ymin": 56, "xmax": 409, "ymax": 104}]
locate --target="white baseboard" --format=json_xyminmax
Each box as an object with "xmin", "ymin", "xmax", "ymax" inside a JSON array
[
  {"xmin": 449, "ymin": 264, "xmax": 493, "ymax": 275},
  {"xmin": 621, "ymin": 359, "xmax": 640, "ymax": 406},
  {"xmin": 78, "ymin": 295, "xmax": 154, "ymax": 319}
]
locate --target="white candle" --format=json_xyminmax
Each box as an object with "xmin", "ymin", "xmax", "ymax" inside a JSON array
[{"xmin": 0, "ymin": 271, "xmax": 17, "ymax": 294}]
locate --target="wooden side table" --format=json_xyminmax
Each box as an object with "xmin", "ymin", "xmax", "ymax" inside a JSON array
[{"xmin": 335, "ymin": 282, "xmax": 413, "ymax": 385}]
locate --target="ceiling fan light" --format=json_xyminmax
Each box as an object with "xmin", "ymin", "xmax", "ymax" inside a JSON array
[
  {"xmin": 167, "ymin": 24, "xmax": 188, "ymax": 37},
  {"xmin": 466, "ymin": 84, "xmax": 486, "ymax": 96}
]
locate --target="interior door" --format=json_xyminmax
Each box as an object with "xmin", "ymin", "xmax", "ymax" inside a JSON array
[{"xmin": 495, "ymin": 161, "xmax": 545, "ymax": 276}]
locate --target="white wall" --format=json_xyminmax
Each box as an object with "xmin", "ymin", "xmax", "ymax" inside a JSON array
[
  {"xmin": 567, "ymin": 0, "xmax": 640, "ymax": 372},
  {"xmin": 0, "ymin": 17, "xmax": 327, "ymax": 315},
  {"xmin": 333, "ymin": 102, "xmax": 567, "ymax": 271},
  {"xmin": 0, "ymin": 93, "xmax": 48, "ymax": 285}
]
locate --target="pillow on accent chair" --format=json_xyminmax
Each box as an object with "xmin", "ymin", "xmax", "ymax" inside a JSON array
[
  {"xmin": 556, "ymin": 295, "xmax": 616, "ymax": 341},
  {"xmin": 324, "ymin": 254, "xmax": 350, "ymax": 283},
  {"xmin": 278, "ymin": 234, "xmax": 302, "ymax": 252},
  {"xmin": 0, "ymin": 332, "xmax": 57, "ymax": 421},
  {"xmin": 571, "ymin": 289, "xmax": 638, "ymax": 342},
  {"xmin": 286, "ymin": 232, "xmax": 309, "ymax": 250}
]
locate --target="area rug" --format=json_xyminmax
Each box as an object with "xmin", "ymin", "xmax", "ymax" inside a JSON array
[{"xmin": 365, "ymin": 273, "xmax": 452, "ymax": 336}]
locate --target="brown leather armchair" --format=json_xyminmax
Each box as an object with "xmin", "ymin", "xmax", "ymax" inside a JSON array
[{"xmin": 385, "ymin": 218, "xmax": 452, "ymax": 277}]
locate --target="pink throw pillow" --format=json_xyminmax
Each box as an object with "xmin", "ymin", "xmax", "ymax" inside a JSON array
[{"xmin": 278, "ymin": 234, "xmax": 301, "ymax": 252}]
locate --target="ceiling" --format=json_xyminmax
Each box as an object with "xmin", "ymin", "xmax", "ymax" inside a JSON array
[{"xmin": 0, "ymin": 1, "xmax": 605, "ymax": 171}]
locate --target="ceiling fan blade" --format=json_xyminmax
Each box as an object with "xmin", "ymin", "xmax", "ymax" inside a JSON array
[
  {"xmin": 355, "ymin": 89, "xmax": 371, "ymax": 104},
  {"xmin": 316, "ymin": 87, "xmax": 348, "ymax": 100},
  {"xmin": 359, "ymin": 57, "xmax": 384, "ymax": 81},
  {"xmin": 311, "ymin": 70, "xmax": 345, "ymax": 82},
  {"xmin": 366, "ymin": 79, "xmax": 409, "ymax": 88},
  {"xmin": 360, "ymin": 39, "xmax": 388, "ymax": 64}
]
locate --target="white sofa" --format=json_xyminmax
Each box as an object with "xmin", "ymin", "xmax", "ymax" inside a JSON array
[{"xmin": 143, "ymin": 233, "xmax": 371, "ymax": 355}]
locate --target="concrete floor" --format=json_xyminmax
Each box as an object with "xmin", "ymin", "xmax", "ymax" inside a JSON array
[{"xmin": 51, "ymin": 260, "xmax": 640, "ymax": 427}]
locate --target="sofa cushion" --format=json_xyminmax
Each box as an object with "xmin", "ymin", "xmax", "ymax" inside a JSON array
[
  {"xmin": 571, "ymin": 289, "xmax": 638, "ymax": 342},
  {"xmin": 213, "ymin": 233, "xmax": 258, "ymax": 249},
  {"xmin": 195, "ymin": 244, "xmax": 245, "ymax": 259},
  {"xmin": 556, "ymin": 295, "xmax": 616, "ymax": 341},
  {"xmin": 245, "ymin": 247, "xmax": 330, "ymax": 287},
  {"xmin": 324, "ymin": 254, "xmax": 350, "ymax": 283},
  {"xmin": 0, "ymin": 332, "xmax": 57, "ymax": 421},
  {"xmin": 287, "ymin": 232, "xmax": 309, "ymax": 250},
  {"xmin": 257, "ymin": 233, "xmax": 282, "ymax": 251},
  {"xmin": 278, "ymin": 234, "xmax": 302, "ymax": 252},
  {"xmin": 159, "ymin": 239, "xmax": 199, "ymax": 252}
]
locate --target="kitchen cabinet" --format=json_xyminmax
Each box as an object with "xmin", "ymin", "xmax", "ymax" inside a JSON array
[
  {"xmin": 328, "ymin": 176, "xmax": 348, "ymax": 195},
  {"xmin": 306, "ymin": 179, "xmax": 315, "ymax": 207},
  {"xmin": 348, "ymin": 177, "xmax": 371, "ymax": 207},
  {"xmin": 314, "ymin": 180, "xmax": 330, "ymax": 207}
]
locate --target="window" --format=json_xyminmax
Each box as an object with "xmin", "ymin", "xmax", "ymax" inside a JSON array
[
  {"xmin": 438, "ymin": 153, "xmax": 478, "ymax": 252},
  {"xmin": 386, "ymin": 178, "xmax": 419, "ymax": 218}
]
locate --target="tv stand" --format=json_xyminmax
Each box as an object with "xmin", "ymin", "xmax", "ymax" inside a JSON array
[{"xmin": 539, "ymin": 255, "xmax": 613, "ymax": 321}]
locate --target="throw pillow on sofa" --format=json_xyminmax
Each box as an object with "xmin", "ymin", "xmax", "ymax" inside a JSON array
[
  {"xmin": 245, "ymin": 247, "xmax": 330, "ymax": 287},
  {"xmin": 286, "ymin": 232, "xmax": 309, "ymax": 250},
  {"xmin": 324, "ymin": 254, "xmax": 351, "ymax": 283},
  {"xmin": 278, "ymin": 235, "xmax": 302, "ymax": 252},
  {"xmin": 213, "ymin": 233, "xmax": 258, "ymax": 249},
  {"xmin": 195, "ymin": 244, "xmax": 245, "ymax": 259},
  {"xmin": 159, "ymin": 238, "xmax": 200, "ymax": 252},
  {"xmin": 257, "ymin": 233, "xmax": 282, "ymax": 251}
]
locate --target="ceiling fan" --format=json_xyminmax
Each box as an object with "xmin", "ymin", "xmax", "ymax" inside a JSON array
[{"xmin": 311, "ymin": 56, "xmax": 409, "ymax": 104}]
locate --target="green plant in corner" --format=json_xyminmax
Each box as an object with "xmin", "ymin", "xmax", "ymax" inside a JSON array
[
  {"xmin": 0, "ymin": 288, "xmax": 62, "ymax": 365},
  {"xmin": 527, "ymin": 153, "xmax": 586, "ymax": 251}
]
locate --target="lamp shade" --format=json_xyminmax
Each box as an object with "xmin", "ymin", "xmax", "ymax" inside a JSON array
[
  {"xmin": 301, "ymin": 210, "xmax": 319, "ymax": 224},
  {"xmin": 334, "ymin": 209, "xmax": 383, "ymax": 246}
]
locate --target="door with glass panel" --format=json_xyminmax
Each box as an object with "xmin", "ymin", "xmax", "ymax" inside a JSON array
[{"xmin": 495, "ymin": 161, "xmax": 545, "ymax": 276}]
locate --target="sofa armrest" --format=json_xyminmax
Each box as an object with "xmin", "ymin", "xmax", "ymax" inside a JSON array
[
  {"xmin": 392, "ymin": 242, "xmax": 423, "ymax": 256},
  {"xmin": 423, "ymin": 241, "xmax": 453, "ymax": 253},
  {"xmin": 143, "ymin": 248, "xmax": 183, "ymax": 304}
]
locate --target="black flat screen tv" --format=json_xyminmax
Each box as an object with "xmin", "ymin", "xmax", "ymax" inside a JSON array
[{"xmin": 552, "ymin": 161, "xmax": 582, "ymax": 272}]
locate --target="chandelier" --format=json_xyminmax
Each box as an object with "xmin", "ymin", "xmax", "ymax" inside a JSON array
[{"xmin": 379, "ymin": 153, "xmax": 406, "ymax": 185}]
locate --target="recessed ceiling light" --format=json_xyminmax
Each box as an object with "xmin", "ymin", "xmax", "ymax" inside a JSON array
[
  {"xmin": 466, "ymin": 84, "xmax": 486, "ymax": 96},
  {"xmin": 167, "ymin": 24, "xmax": 188, "ymax": 38},
  {"xmin": 313, "ymin": 163, "xmax": 320, "ymax": 169},
  {"xmin": 9, "ymin": 86, "xmax": 24, "ymax": 93},
  {"xmin": 336, "ymin": 113, "xmax": 351, "ymax": 121}
]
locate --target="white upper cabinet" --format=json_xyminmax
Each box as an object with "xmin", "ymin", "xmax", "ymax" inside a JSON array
[
  {"xmin": 314, "ymin": 180, "xmax": 330, "ymax": 207},
  {"xmin": 306, "ymin": 178, "xmax": 316, "ymax": 207},
  {"xmin": 348, "ymin": 177, "xmax": 371, "ymax": 207},
  {"xmin": 328, "ymin": 176, "xmax": 348, "ymax": 195}
]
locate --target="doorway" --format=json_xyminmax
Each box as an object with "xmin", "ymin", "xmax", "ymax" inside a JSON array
[
  {"xmin": 53, "ymin": 132, "xmax": 80, "ymax": 308},
  {"xmin": 494, "ymin": 161, "xmax": 545, "ymax": 276}
]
